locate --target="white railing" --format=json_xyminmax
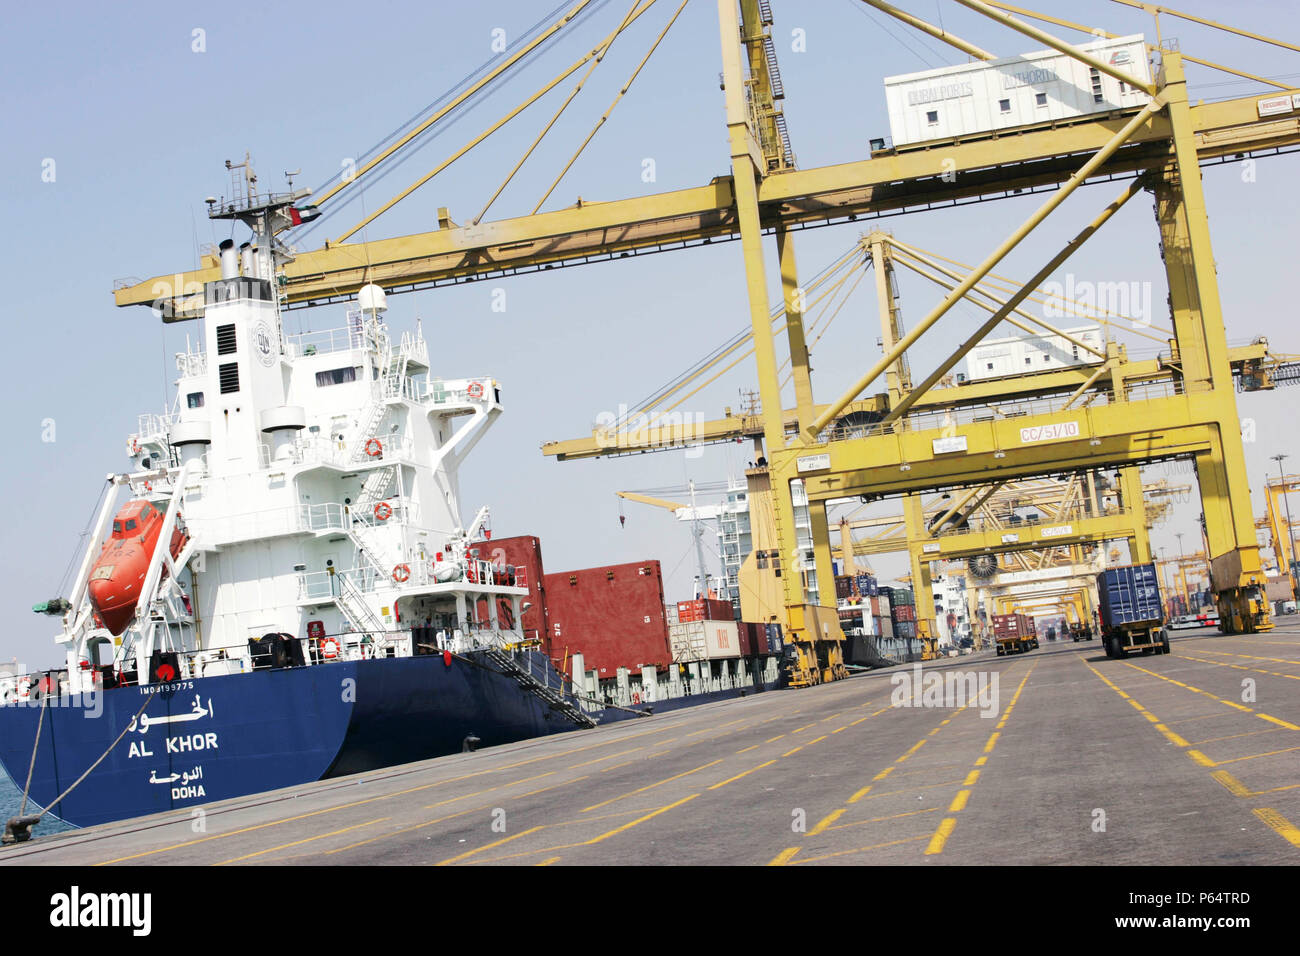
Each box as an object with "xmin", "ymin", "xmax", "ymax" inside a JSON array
[
  {"xmin": 188, "ymin": 501, "xmax": 349, "ymax": 547},
  {"xmin": 283, "ymin": 325, "xmax": 368, "ymax": 359},
  {"xmin": 175, "ymin": 350, "xmax": 207, "ymax": 378},
  {"xmin": 137, "ymin": 412, "xmax": 179, "ymax": 441},
  {"xmin": 258, "ymin": 434, "xmax": 417, "ymax": 470},
  {"xmin": 301, "ymin": 555, "xmax": 527, "ymax": 599},
  {"xmin": 416, "ymin": 377, "xmax": 494, "ymax": 406}
]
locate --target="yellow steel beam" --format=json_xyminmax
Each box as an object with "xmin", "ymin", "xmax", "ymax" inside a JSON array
[
  {"xmin": 806, "ymin": 100, "xmax": 1164, "ymax": 439},
  {"xmin": 859, "ymin": 0, "xmax": 997, "ymax": 61},
  {"xmin": 542, "ymin": 342, "xmax": 1273, "ymax": 461},
  {"xmin": 475, "ymin": 0, "xmax": 646, "ymax": 226},
  {"xmin": 615, "ymin": 491, "xmax": 691, "ymax": 512},
  {"xmin": 533, "ymin": 0, "xmax": 689, "ymax": 215},
  {"xmin": 953, "ymin": 0, "xmax": 1157, "ymax": 94},
  {"xmin": 336, "ymin": 0, "xmax": 662, "ymax": 244},
  {"xmin": 1109, "ymin": 0, "xmax": 1300, "ymax": 56},
  {"xmin": 314, "ymin": 0, "xmax": 597, "ymax": 207},
  {"xmin": 791, "ymin": 390, "xmax": 1224, "ymax": 503},
  {"xmin": 985, "ymin": 0, "xmax": 1296, "ymax": 92},
  {"xmin": 876, "ymin": 178, "xmax": 1145, "ymax": 429},
  {"xmin": 115, "ymin": 93, "xmax": 1300, "ymax": 318}
]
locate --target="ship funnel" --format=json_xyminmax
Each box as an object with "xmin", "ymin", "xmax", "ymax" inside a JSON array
[
  {"xmin": 239, "ymin": 242, "xmax": 254, "ymax": 277},
  {"xmin": 219, "ymin": 239, "xmax": 238, "ymax": 279}
]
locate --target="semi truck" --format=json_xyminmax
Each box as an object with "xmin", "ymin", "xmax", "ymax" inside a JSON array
[
  {"xmin": 992, "ymin": 613, "xmax": 1038, "ymax": 656},
  {"xmin": 1097, "ymin": 563, "xmax": 1170, "ymax": 658}
]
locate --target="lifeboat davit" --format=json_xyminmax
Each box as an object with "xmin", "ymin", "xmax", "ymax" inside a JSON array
[{"xmin": 87, "ymin": 500, "xmax": 187, "ymax": 636}]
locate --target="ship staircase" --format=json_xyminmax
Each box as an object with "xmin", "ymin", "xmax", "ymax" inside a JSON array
[
  {"xmin": 481, "ymin": 648, "xmax": 597, "ymax": 728},
  {"xmin": 336, "ymin": 567, "xmax": 388, "ymax": 640}
]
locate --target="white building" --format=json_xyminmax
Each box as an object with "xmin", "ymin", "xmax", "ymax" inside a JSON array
[
  {"xmin": 963, "ymin": 325, "xmax": 1103, "ymax": 383},
  {"xmin": 884, "ymin": 35, "xmax": 1152, "ymax": 148}
]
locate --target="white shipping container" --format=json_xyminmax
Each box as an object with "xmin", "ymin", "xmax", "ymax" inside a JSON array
[
  {"xmin": 669, "ymin": 620, "xmax": 740, "ymax": 661},
  {"xmin": 884, "ymin": 35, "xmax": 1152, "ymax": 148},
  {"xmin": 964, "ymin": 325, "xmax": 1103, "ymax": 382},
  {"xmin": 668, "ymin": 621, "xmax": 705, "ymax": 662}
]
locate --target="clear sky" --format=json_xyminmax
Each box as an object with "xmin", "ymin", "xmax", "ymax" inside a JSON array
[{"xmin": 3, "ymin": 0, "xmax": 1299, "ymax": 668}]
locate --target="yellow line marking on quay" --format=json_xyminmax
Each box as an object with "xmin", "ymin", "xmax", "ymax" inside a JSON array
[
  {"xmin": 1188, "ymin": 648, "xmax": 1300, "ymax": 665},
  {"xmin": 460, "ymin": 796, "xmax": 702, "ymax": 865},
  {"xmin": 769, "ymin": 672, "xmax": 1008, "ymax": 865},
  {"xmin": 924, "ymin": 664, "xmax": 1035, "ymax": 857},
  {"xmin": 217, "ymin": 817, "xmax": 392, "ymax": 865},
  {"xmin": 436, "ymin": 826, "xmax": 546, "ymax": 866},
  {"xmin": 828, "ymin": 808, "xmax": 939, "ymax": 832},
  {"xmin": 512, "ymin": 775, "xmax": 590, "ymax": 799},
  {"xmin": 1254, "ymin": 809, "xmax": 1300, "ymax": 848},
  {"xmin": 1084, "ymin": 657, "xmax": 1300, "ymax": 850},
  {"xmin": 1120, "ymin": 660, "xmax": 1300, "ymax": 729},
  {"xmin": 708, "ymin": 760, "xmax": 777, "ymax": 790},
  {"xmin": 1175, "ymin": 653, "xmax": 1300, "ymax": 682},
  {"xmin": 581, "ymin": 760, "xmax": 722, "ymax": 812}
]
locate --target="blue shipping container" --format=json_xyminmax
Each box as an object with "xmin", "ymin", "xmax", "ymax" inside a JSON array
[{"xmin": 1096, "ymin": 564, "xmax": 1163, "ymax": 628}]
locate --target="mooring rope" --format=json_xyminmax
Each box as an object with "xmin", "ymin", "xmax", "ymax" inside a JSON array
[
  {"xmin": 38, "ymin": 691, "xmax": 158, "ymax": 820},
  {"xmin": 6, "ymin": 690, "xmax": 158, "ymax": 845},
  {"xmin": 17, "ymin": 694, "xmax": 48, "ymax": 817}
]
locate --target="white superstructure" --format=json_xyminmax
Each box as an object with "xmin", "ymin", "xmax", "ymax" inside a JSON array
[{"xmin": 56, "ymin": 167, "xmax": 529, "ymax": 693}]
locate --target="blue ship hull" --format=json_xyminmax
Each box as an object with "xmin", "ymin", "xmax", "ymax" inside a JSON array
[
  {"xmin": 0, "ymin": 651, "xmax": 775, "ymax": 829},
  {"xmin": 0, "ymin": 651, "xmax": 584, "ymax": 829}
]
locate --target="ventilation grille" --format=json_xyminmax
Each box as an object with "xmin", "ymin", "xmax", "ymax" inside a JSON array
[
  {"xmin": 216, "ymin": 324, "xmax": 237, "ymax": 355},
  {"xmin": 219, "ymin": 362, "xmax": 240, "ymax": 394}
]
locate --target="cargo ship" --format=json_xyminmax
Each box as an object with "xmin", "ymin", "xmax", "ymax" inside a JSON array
[{"xmin": 0, "ymin": 168, "xmax": 777, "ymax": 834}]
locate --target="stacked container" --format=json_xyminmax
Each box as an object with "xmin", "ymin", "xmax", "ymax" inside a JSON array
[{"xmin": 544, "ymin": 561, "xmax": 672, "ymax": 676}]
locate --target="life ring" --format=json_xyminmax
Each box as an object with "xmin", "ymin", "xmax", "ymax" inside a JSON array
[
  {"xmin": 392, "ymin": 564, "xmax": 410, "ymax": 583},
  {"xmin": 467, "ymin": 381, "xmax": 484, "ymax": 400},
  {"xmin": 365, "ymin": 438, "xmax": 383, "ymax": 458},
  {"xmin": 320, "ymin": 637, "xmax": 341, "ymax": 660},
  {"xmin": 374, "ymin": 502, "xmax": 392, "ymax": 522}
]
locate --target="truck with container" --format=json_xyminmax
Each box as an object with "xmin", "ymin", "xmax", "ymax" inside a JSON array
[
  {"xmin": 992, "ymin": 612, "xmax": 1038, "ymax": 656},
  {"xmin": 1097, "ymin": 563, "xmax": 1170, "ymax": 658}
]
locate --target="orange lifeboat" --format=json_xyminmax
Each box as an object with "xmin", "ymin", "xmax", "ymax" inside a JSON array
[{"xmin": 87, "ymin": 500, "xmax": 187, "ymax": 636}]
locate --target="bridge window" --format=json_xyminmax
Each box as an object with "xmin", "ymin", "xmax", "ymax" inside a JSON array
[
  {"xmin": 187, "ymin": 391, "xmax": 205, "ymax": 409},
  {"xmin": 316, "ymin": 366, "xmax": 358, "ymax": 387}
]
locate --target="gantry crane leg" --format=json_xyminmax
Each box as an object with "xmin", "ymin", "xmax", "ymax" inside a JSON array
[
  {"xmin": 1157, "ymin": 53, "xmax": 1271, "ymax": 633},
  {"xmin": 717, "ymin": 0, "xmax": 845, "ymax": 686},
  {"xmin": 1119, "ymin": 466, "xmax": 1154, "ymax": 563}
]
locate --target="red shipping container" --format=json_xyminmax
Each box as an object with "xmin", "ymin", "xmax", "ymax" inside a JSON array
[
  {"xmin": 480, "ymin": 534, "xmax": 550, "ymax": 645},
  {"xmin": 546, "ymin": 561, "xmax": 673, "ymax": 676},
  {"xmin": 703, "ymin": 598, "xmax": 734, "ymax": 622},
  {"xmin": 737, "ymin": 623, "xmax": 753, "ymax": 656}
]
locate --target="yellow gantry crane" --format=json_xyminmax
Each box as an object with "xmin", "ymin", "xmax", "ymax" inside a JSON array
[{"xmin": 112, "ymin": 1, "xmax": 1300, "ymax": 686}]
